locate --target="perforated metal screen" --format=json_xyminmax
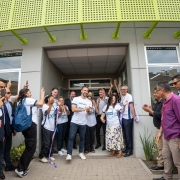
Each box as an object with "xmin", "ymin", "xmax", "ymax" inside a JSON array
[
  {"xmin": 44, "ymin": 0, "xmax": 79, "ymax": 26},
  {"xmin": 10, "ymin": 0, "xmax": 43, "ymax": 29},
  {"xmin": 119, "ymin": 0, "xmax": 157, "ymax": 21},
  {"xmin": 82, "ymin": 0, "xmax": 119, "ymax": 23},
  {"xmin": 0, "ymin": 0, "xmax": 12, "ymax": 31},
  {"xmin": 157, "ymin": 0, "xmax": 180, "ymax": 21}
]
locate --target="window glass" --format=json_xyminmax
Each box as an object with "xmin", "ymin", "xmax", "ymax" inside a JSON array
[
  {"xmin": 0, "ymin": 52, "xmax": 22, "ymax": 69},
  {"xmin": 91, "ymin": 79, "xmax": 110, "ymax": 87},
  {"xmin": 70, "ymin": 80, "xmax": 89, "ymax": 88},
  {"xmin": 146, "ymin": 47, "xmax": 179, "ymax": 64}
]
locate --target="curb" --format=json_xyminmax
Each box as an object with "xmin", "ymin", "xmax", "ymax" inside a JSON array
[{"xmin": 138, "ymin": 159, "xmax": 153, "ymax": 176}]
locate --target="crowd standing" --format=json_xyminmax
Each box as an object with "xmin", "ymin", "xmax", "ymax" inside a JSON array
[{"xmin": 0, "ymin": 75, "xmax": 180, "ymax": 180}]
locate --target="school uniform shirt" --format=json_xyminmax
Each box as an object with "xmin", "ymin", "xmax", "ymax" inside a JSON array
[
  {"xmin": 24, "ymin": 98, "xmax": 38, "ymax": 124},
  {"xmin": 103, "ymin": 104, "xmax": 122, "ymax": 126},
  {"xmin": 87, "ymin": 106, "xmax": 97, "ymax": 127},
  {"xmin": 57, "ymin": 106, "xmax": 69, "ymax": 124},
  {"xmin": 41, "ymin": 104, "xmax": 56, "ymax": 131},
  {"xmin": 120, "ymin": 93, "xmax": 133, "ymax": 119},
  {"xmin": 71, "ymin": 96, "xmax": 92, "ymax": 125}
]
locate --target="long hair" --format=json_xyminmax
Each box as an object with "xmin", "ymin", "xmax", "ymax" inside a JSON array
[
  {"xmin": 44, "ymin": 95, "xmax": 53, "ymax": 104},
  {"xmin": 17, "ymin": 89, "xmax": 30, "ymax": 102},
  {"xmin": 105, "ymin": 95, "xmax": 117, "ymax": 111}
]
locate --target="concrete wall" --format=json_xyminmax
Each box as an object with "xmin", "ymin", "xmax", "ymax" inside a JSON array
[{"xmin": 0, "ymin": 22, "xmax": 180, "ymax": 157}]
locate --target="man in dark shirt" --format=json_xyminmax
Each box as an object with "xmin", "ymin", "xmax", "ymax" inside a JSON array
[{"xmin": 142, "ymin": 87, "xmax": 164, "ymax": 170}]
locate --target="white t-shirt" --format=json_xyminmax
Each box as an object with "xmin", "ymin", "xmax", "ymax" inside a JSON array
[
  {"xmin": 120, "ymin": 93, "xmax": 133, "ymax": 119},
  {"xmin": 24, "ymin": 98, "xmax": 38, "ymax": 124},
  {"xmin": 87, "ymin": 106, "xmax": 97, "ymax": 127},
  {"xmin": 41, "ymin": 104, "xmax": 56, "ymax": 131},
  {"xmin": 103, "ymin": 104, "xmax": 122, "ymax": 126},
  {"xmin": 57, "ymin": 106, "xmax": 69, "ymax": 124},
  {"xmin": 97, "ymin": 97, "xmax": 109, "ymax": 115},
  {"xmin": 71, "ymin": 96, "xmax": 92, "ymax": 125}
]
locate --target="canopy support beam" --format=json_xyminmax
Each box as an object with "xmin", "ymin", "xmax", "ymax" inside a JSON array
[
  {"xmin": 112, "ymin": 22, "xmax": 121, "ymax": 39},
  {"xmin": 11, "ymin": 30, "xmax": 28, "ymax": 44},
  {"xmin": 44, "ymin": 27, "xmax": 56, "ymax": 42},
  {"xmin": 174, "ymin": 30, "xmax": 180, "ymax": 39},
  {"xmin": 80, "ymin": 24, "xmax": 87, "ymax": 40},
  {"xmin": 143, "ymin": 22, "xmax": 158, "ymax": 39}
]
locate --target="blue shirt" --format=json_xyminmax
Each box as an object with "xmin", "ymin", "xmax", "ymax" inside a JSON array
[
  {"xmin": 178, "ymin": 90, "xmax": 180, "ymax": 96},
  {"xmin": 5, "ymin": 101, "xmax": 13, "ymax": 125}
]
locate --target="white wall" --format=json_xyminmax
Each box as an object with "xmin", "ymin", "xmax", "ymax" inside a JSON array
[{"xmin": 0, "ymin": 22, "xmax": 179, "ymax": 157}]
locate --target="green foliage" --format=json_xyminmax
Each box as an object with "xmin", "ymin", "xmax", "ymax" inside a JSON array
[
  {"xmin": 10, "ymin": 142, "xmax": 25, "ymax": 162},
  {"xmin": 139, "ymin": 129, "xmax": 156, "ymax": 161}
]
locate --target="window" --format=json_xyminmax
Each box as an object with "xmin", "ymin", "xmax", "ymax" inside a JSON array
[
  {"xmin": 145, "ymin": 46, "xmax": 180, "ymax": 103},
  {"xmin": 0, "ymin": 52, "xmax": 22, "ymax": 95}
]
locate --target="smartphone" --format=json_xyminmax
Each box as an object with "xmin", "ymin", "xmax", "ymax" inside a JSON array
[
  {"xmin": 0, "ymin": 89, "xmax": 6, "ymax": 98},
  {"xmin": 26, "ymin": 80, "xmax": 28, "ymax": 85}
]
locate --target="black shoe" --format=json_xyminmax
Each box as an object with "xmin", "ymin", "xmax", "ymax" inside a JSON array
[
  {"xmin": 122, "ymin": 150, "xmax": 127, "ymax": 154},
  {"xmin": 123, "ymin": 152, "xmax": 133, "ymax": 157},
  {"xmin": 151, "ymin": 166, "xmax": 164, "ymax": 170},
  {"xmin": 73, "ymin": 145, "xmax": 77, "ymax": 149},
  {"xmin": 52, "ymin": 149, "xmax": 58, "ymax": 154},
  {"xmin": 0, "ymin": 172, "xmax": 5, "ymax": 180},
  {"xmin": 95, "ymin": 144, "xmax": 101, "ymax": 149},
  {"xmin": 5, "ymin": 165, "xmax": 16, "ymax": 171},
  {"xmin": 153, "ymin": 177, "xmax": 165, "ymax": 180},
  {"xmin": 102, "ymin": 146, "xmax": 106, "ymax": 151}
]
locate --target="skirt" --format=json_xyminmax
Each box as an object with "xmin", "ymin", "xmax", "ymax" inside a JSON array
[{"xmin": 106, "ymin": 125, "xmax": 124, "ymax": 151}]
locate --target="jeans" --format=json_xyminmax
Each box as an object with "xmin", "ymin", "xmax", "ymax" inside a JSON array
[
  {"xmin": 122, "ymin": 118, "xmax": 133, "ymax": 153},
  {"xmin": 4, "ymin": 134, "xmax": 12, "ymax": 167},
  {"xmin": 39, "ymin": 127, "xmax": 54, "ymax": 159},
  {"xmin": 18, "ymin": 122, "xmax": 37, "ymax": 171},
  {"xmin": 67, "ymin": 122, "xmax": 86, "ymax": 155},
  {"xmin": 96, "ymin": 115, "xmax": 106, "ymax": 147},
  {"xmin": 57, "ymin": 122, "xmax": 67, "ymax": 151},
  {"xmin": 84, "ymin": 125, "xmax": 95, "ymax": 152},
  {"xmin": 0, "ymin": 140, "xmax": 3, "ymax": 172}
]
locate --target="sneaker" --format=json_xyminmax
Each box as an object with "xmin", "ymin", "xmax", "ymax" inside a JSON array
[
  {"xmin": 58, "ymin": 151, "xmax": 64, "ymax": 156},
  {"xmin": 79, "ymin": 153, "xmax": 86, "ymax": 160},
  {"xmin": 50, "ymin": 156, "xmax": 55, "ymax": 161},
  {"xmin": 39, "ymin": 157, "xmax": 48, "ymax": 163},
  {"xmin": 25, "ymin": 168, "xmax": 29, "ymax": 173},
  {"xmin": 15, "ymin": 169, "xmax": 27, "ymax": 178},
  {"xmin": 66, "ymin": 154, "xmax": 72, "ymax": 161},
  {"xmin": 61, "ymin": 148, "xmax": 67, "ymax": 153}
]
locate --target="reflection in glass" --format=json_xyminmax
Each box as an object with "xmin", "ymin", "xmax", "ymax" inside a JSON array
[
  {"xmin": 0, "ymin": 56, "xmax": 21, "ymax": 69},
  {"xmin": 70, "ymin": 80, "xmax": 89, "ymax": 88},
  {"xmin": 148, "ymin": 66, "xmax": 180, "ymax": 103},
  {"xmin": 0, "ymin": 72, "xmax": 19, "ymax": 95},
  {"xmin": 91, "ymin": 79, "xmax": 110, "ymax": 87},
  {"xmin": 146, "ymin": 47, "xmax": 178, "ymax": 64}
]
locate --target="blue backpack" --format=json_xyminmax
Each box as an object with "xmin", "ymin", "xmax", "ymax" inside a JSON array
[{"xmin": 12, "ymin": 98, "xmax": 32, "ymax": 132}]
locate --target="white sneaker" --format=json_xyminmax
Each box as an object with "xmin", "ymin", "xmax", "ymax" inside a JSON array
[
  {"xmin": 79, "ymin": 153, "xmax": 86, "ymax": 160},
  {"xmin": 15, "ymin": 169, "xmax": 27, "ymax": 178},
  {"xmin": 61, "ymin": 148, "xmax": 67, "ymax": 153},
  {"xmin": 58, "ymin": 151, "xmax": 64, "ymax": 156},
  {"xmin": 39, "ymin": 157, "xmax": 48, "ymax": 163},
  {"xmin": 66, "ymin": 154, "xmax": 72, "ymax": 161},
  {"xmin": 50, "ymin": 156, "xmax": 55, "ymax": 161}
]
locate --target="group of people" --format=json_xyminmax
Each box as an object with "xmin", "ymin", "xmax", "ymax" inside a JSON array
[
  {"xmin": 142, "ymin": 75, "xmax": 180, "ymax": 180},
  {"xmin": 0, "ymin": 75, "xmax": 180, "ymax": 180}
]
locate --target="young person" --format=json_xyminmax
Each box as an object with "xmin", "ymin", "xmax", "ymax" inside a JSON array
[
  {"xmin": 57, "ymin": 96, "xmax": 70, "ymax": 156},
  {"xmin": 66, "ymin": 86, "xmax": 92, "ymax": 161},
  {"xmin": 101, "ymin": 95, "xmax": 124, "ymax": 158},
  {"xmin": 39, "ymin": 95, "xmax": 56, "ymax": 163},
  {"xmin": 15, "ymin": 88, "xmax": 45, "ymax": 178},
  {"xmin": 84, "ymin": 92, "xmax": 98, "ymax": 155}
]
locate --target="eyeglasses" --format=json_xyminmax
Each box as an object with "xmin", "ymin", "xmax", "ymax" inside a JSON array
[
  {"xmin": 6, "ymin": 92, "xmax": 11, "ymax": 94},
  {"xmin": 156, "ymin": 89, "xmax": 162, "ymax": 92},
  {"xmin": 172, "ymin": 80, "xmax": 180, "ymax": 85},
  {"xmin": 120, "ymin": 89, "xmax": 127, "ymax": 91}
]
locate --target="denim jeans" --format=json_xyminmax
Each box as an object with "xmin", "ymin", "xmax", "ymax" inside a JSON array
[
  {"xmin": 57, "ymin": 122, "xmax": 67, "ymax": 151},
  {"xmin": 67, "ymin": 122, "xmax": 86, "ymax": 155},
  {"xmin": 0, "ymin": 140, "xmax": 3, "ymax": 172}
]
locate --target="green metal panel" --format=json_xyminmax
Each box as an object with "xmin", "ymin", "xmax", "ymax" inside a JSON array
[
  {"xmin": 157, "ymin": 0, "xmax": 180, "ymax": 21},
  {"xmin": 119, "ymin": 0, "xmax": 157, "ymax": 21},
  {"xmin": 10, "ymin": 0, "xmax": 43, "ymax": 29},
  {"xmin": 0, "ymin": 0, "xmax": 13, "ymax": 32},
  {"xmin": 44, "ymin": 0, "xmax": 79, "ymax": 26},
  {"xmin": 82, "ymin": 0, "xmax": 119, "ymax": 23}
]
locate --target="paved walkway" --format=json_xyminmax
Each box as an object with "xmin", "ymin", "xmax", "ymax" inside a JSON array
[{"xmin": 3, "ymin": 156, "xmax": 171, "ymax": 180}]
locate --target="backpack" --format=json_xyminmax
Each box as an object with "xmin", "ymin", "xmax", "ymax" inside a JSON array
[{"xmin": 12, "ymin": 98, "xmax": 32, "ymax": 132}]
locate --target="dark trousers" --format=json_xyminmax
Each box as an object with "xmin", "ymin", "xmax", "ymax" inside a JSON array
[
  {"xmin": 18, "ymin": 122, "xmax": 37, "ymax": 171},
  {"xmin": 39, "ymin": 127, "xmax": 54, "ymax": 159},
  {"xmin": 4, "ymin": 134, "xmax": 12, "ymax": 168},
  {"xmin": 57, "ymin": 122, "xmax": 67, "ymax": 151},
  {"xmin": 122, "ymin": 118, "xmax": 133, "ymax": 153},
  {"xmin": 65, "ymin": 121, "xmax": 77, "ymax": 148},
  {"xmin": 96, "ymin": 115, "xmax": 106, "ymax": 147},
  {"xmin": 0, "ymin": 140, "xmax": 3, "ymax": 172},
  {"xmin": 67, "ymin": 122, "xmax": 86, "ymax": 155},
  {"xmin": 84, "ymin": 125, "xmax": 95, "ymax": 152}
]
